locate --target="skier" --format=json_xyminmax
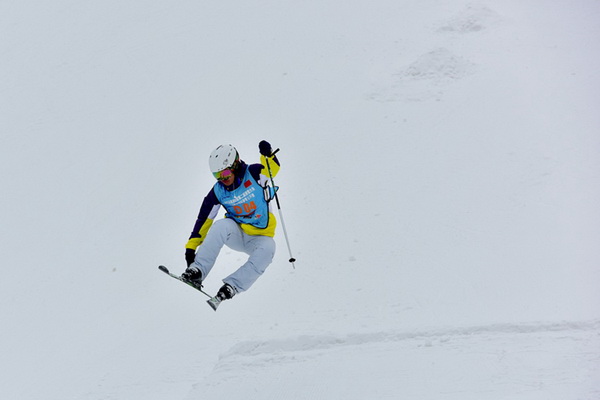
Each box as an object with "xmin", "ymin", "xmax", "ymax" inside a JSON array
[{"xmin": 181, "ymin": 141, "xmax": 280, "ymax": 307}]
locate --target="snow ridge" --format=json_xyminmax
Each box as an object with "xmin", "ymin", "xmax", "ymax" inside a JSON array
[
  {"xmin": 188, "ymin": 319, "xmax": 600, "ymax": 399},
  {"xmin": 220, "ymin": 319, "xmax": 600, "ymax": 359}
]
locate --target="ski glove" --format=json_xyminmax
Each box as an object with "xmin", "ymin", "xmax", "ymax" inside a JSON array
[
  {"xmin": 185, "ymin": 248, "xmax": 196, "ymax": 267},
  {"xmin": 259, "ymin": 140, "xmax": 273, "ymax": 157}
]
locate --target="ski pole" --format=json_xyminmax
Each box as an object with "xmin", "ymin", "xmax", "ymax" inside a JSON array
[{"xmin": 265, "ymin": 148, "xmax": 296, "ymax": 268}]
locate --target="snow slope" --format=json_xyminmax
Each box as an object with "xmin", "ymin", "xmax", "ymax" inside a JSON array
[{"xmin": 1, "ymin": 1, "xmax": 599, "ymax": 399}]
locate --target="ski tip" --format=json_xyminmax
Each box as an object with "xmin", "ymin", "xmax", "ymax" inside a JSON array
[
  {"xmin": 207, "ymin": 298, "xmax": 220, "ymax": 311},
  {"xmin": 158, "ymin": 265, "xmax": 169, "ymax": 273}
]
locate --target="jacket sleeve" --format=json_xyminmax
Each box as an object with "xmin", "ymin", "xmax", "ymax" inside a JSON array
[
  {"xmin": 185, "ymin": 188, "xmax": 220, "ymax": 250},
  {"xmin": 260, "ymin": 154, "xmax": 280, "ymax": 178}
]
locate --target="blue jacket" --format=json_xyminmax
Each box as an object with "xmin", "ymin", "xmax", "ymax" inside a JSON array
[{"xmin": 185, "ymin": 155, "xmax": 280, "ymax": 251}]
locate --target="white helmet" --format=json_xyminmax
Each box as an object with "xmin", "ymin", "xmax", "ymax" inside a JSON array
[{"xmin": 209, "ymin": 144, "xmax": 239, "ymax": 174}]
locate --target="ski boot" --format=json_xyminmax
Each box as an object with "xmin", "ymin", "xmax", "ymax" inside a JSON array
[
  {"xmin": 207, "ymin": 283, "xmax": 237, "ymax": 311},
  {"xmin": 181, "ymin": 266, "xmax": 203, "ymax": 288}
]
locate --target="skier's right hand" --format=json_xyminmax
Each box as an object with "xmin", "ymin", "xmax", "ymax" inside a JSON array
[{"xmin": 185, "ymin": 249, "xmax": 196, "ymax": 267}]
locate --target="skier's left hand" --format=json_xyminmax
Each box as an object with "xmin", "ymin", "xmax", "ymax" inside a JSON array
[
  {"xmin": 259, "ymin": 140, "xmax": 273, "ymax": 157},
  {"xmin": 185, "ymin": 249, "xmax": 196, "ymax": 267}
]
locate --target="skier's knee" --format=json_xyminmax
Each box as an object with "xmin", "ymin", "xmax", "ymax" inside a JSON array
[{"xmin": 209, "ymin": 218, "xmax": 238, "ymax": 240}]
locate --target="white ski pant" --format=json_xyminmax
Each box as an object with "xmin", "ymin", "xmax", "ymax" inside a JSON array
[{"xmin": 191, "ymin": 218, "xmax": 275, "ymax": 294}]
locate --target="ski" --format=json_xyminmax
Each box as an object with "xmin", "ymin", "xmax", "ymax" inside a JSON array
[
  {"xmin": 206, "ymin": 296, "xmax": 223, "ymax": 311},
  {"xmin": 158, "ymin": 265, "xmax": 226, "ymax": 311},
  {"xmin": 158, "ymin": 265, "xmax": 212, "ymax": 299}
]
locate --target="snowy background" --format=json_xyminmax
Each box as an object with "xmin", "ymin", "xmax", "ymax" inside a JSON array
[{"xmin": 2, "ymin": 1, "xmax": 599, "ymax": 399}]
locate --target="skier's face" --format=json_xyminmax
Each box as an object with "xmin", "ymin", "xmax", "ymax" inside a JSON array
[{"xmin": 214, "ymin": 168, "xmax": 235, "ymax": 186}]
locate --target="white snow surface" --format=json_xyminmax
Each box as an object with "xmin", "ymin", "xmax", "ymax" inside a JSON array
[{"xmin": 2, "ymin": 1, "xmax": 600, "ymax": 399}]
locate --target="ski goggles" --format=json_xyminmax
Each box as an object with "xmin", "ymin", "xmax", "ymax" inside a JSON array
[{"xmin": 213, "ymin": 168, "xmax": 235, "ymax": 181}]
